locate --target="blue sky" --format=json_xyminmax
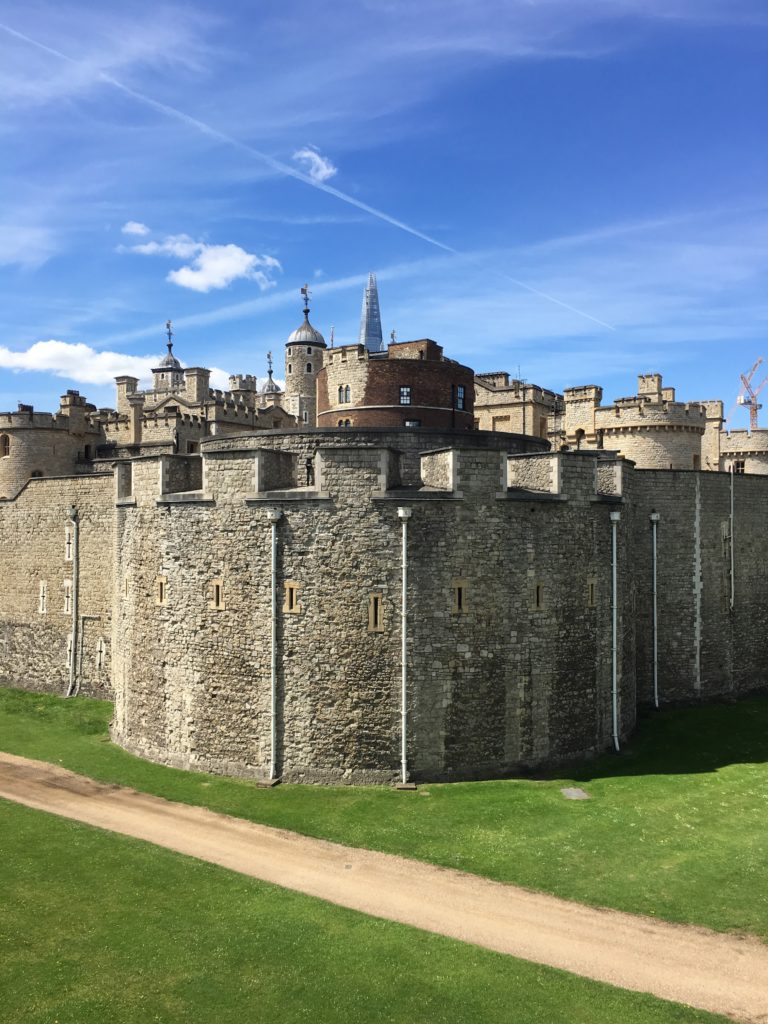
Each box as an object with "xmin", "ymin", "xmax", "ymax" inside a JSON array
[{"xmin": 1, "ymin": 0, "xmax": 767, "ymax": 425}]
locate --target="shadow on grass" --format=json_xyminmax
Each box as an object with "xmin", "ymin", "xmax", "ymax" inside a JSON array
[{"xmin": 571, "ymin": 697, "xmax": 768, "ymax": 782}]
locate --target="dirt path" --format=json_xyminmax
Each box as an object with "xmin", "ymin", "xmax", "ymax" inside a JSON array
[{"xmin": 1, "ymin": 752, "xmax": 766, "ymax": 1023}]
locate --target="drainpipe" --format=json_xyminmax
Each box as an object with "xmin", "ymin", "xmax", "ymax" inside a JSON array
[
  {"xmin": 729, "ymin": 466, "xmax": 735, "ymax": 611},
  {"xmin": 609, "ymin": 509, "xmax": 621, "ymax": 752},
  {"xmin": 266, "ymin": 508, "xmax": 282, "ymax": 780},
  {"xmin": 397, "ymin": 507, "xmax": 412, "ymax": 785},
  {"xmin": 66, "ymin": 507, "xmax": 79, "ymax": 697},
  {"xmin": 649, "ymin": 511, "xmax": 661, "ymax": 709}
]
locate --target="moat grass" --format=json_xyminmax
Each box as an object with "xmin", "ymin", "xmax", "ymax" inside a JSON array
[
  {"xmin": 1, "ymin": 687, "xmax": 767, "ymax": 939},
  {"xmin": 0, "ymin": 798, "xmax": 727, "ymax": 1024}
]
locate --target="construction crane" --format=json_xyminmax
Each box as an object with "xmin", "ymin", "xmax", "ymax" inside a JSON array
[{"xmin": 731, "ymin": 358, "xmax": 768, "ymax": 430}]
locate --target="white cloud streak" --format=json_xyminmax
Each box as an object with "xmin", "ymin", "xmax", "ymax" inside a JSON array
[
  {"xmin": 292, "ymin": 146, "xmax": 337, "ymax": 183},
  {"xmin": 0, "ymin": 20, "xmax": 615, "ymax": 332}
]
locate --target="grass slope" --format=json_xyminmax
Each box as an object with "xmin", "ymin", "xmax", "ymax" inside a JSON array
[
  {"xmin": 0, "ymin": 798, "xmax": 726, "ymax": 1024},
  {"xmin": 1, "ymin": 687, "xmax": 767, "ymax": 938}
]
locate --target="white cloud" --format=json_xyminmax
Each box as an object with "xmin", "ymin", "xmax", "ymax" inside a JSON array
[
  {"xmin": 123, "ymin": 231, "xmax": 282, "ymax": 292},
  {"xmin": 0, "ymin": 224, "xmax": 57, "ymax": 269},
  {"xmin": 168, "ymin": 244, "xmax": 281, "ymax": 293},
  {"xmin": 292, "ymin": 146, "xmax": 338, "ymax": 183},
  {"xmin": 0, "ymin": 340, "xmax": 161, "ymax": 386},
  {"xmin": 121, "ymin": 220, "xmax": 150, "ymax": 236}
]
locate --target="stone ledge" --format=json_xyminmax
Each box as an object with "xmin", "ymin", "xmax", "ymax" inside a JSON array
[
  {"xmin": 497, "ymin": 489, "xmax": 569, "ymax": 502},
  {"xmin": 156, "ymin": 492, "xmax": 215, "ymax": 505},
  {"xmin": 372, "ymin": 489, "xmax": 461, "ymax": 501},
  {"xmin": 245, "ymin": 490, "xmax": 331, "ymax": 503},
  {"xmin": 116, "ymin": 497, "xmax": 137, "ymax": 507}
]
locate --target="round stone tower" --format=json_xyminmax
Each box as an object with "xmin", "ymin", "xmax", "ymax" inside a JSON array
[{"xmin": 284, "ymin": 288, "xmax": 326, "ymax": 427}]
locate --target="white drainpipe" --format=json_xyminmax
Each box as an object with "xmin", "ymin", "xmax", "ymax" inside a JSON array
[
  {"xmin": 609, "ymin": 510, "xmax": 621, "ymax": 752},
  {"xmin": 730, "ymin": 466, "xmax": 735, "ymax": 611},
  {"xmin": 649, "ymin": 511, "xmax": 661, "ymax": 709},
  {"xmin": 397, "ymin": 507, "xmax": 412, "ymax": 785},
  {"xmin": 266, "ymin": 508, "xmax": 282, "ymax": 780},
  {"xmin": 66, "ymin": 507, "xmax": 79, "ymax": 698}
]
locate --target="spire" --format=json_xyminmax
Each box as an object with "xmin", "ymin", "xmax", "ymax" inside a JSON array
[{"xmin": 358, "ymin": 272, "xmax": 384, "ymax": 353}]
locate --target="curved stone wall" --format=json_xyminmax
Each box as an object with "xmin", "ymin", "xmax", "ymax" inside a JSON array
[{"xmin": 111, "ymin": 437, "xmax": 636, "ymax": 784}]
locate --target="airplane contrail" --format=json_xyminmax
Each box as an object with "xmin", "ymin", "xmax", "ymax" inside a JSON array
[{"xmin": 0, "ymin": 21, "xmax": 615, "ymax": 331}]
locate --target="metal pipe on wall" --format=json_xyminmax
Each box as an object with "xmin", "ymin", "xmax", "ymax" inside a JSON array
[
  {"xmin": 609, "ymin": 509, "xmax": 621, "ymax": 752},
  {"xmin": 66, "ymin": 507, "xmax": 79, "ymax": 698},
  {"xmin": 397, "ymin": 507, "xmax": 412, "ymax": 785},
  {"xmin": 650, "ymin": 511, "xmax": 661, "ymax": 709},
  {"xmin": 266, "ymin": 508, "xmax": 283, "ymax": 780},
  {"xmin": 730, "ymin": 466, "xmax": 735, "ymax": 611}
]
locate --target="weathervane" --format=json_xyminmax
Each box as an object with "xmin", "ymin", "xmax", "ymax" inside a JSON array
[
  {"xmin": 165, "ymin": 319, "xmax": 174, "ymax": 353},
  {"xmin": 300, "ymin": 283, "xmax": 311, "ymax": 312},
  {"xmin": 267, "ymin": 350, "xmax": 273, "ymax": 374}
]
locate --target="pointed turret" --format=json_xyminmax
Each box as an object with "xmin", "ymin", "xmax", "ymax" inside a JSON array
[{"xmin": 358, "ymin": 272, "xmax": 384, "ymax": 353}]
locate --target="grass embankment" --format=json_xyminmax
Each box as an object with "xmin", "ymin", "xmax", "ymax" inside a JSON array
[
  {"xmin": 0, "ymin": 798, "xmax": 727, "ymax": 1024},
  {"xmin": 1, "ymin": 687, "xmax": 766, "ymax": 938}
]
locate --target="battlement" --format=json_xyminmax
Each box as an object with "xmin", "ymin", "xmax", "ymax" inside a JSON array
[
  {"xmin": 229, "ymin": 374, "xmax": 259, "ymax": 392},
  {"xmin": 721, "ymin": 429, "xmax": 768, "ymax": 453},
  {"xmin": 563, "ymin": 384, "xmax": 603, "ymax": 404},
  {"xmin": 599, "ymin": 399, "xmax": 706, "ymax": 430}
]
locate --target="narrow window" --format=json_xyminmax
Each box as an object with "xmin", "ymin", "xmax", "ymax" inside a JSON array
[
  {"xmin": 451, "ymin": 579, "xmax": 468, "ymax": 615},
  {"xmin": 338, "ymin": 385, "xmax": 344, "ymax": 403},
  {"xmin": 368, "ymin": 593, "xmax": 384, "ymax": 632},
  {"xmin": 587, "ymin": 577, "xmax": 597, "ymax": 608},
  {"xmin": 288, "ymin": 363, "xmax": 292, "ymax": 374},
  {"xmin": 344, "ymin": 385, "xmax": 351, "ymax": 403},
  {"xmin": 399, "ymin": 386, "xmax": 411, "ymax": 405},
  {"xmin": 338, "ymin": 419, "xmax": 344, "ymax": 427},
  {"xmin": 0, "ymin": 434, "xmax": 9, "ymax": 458},
  {"xmin": 208, "ymin": 578, "xmax": 225, "ymax": 610},
  {"xmin": 63, "ymin": 580, "xmax": 72, "ymax": 614},
  {"xmin": 65, "ymin": 527, "xmax": 73, "ymax": 561},
  {"xmin": 96, "ymin": 638, "xmax": 106, "ymax": 672},
  {"xmin": 533, "ymin": 583, "xmax": 544, "ymax": 610},
  {"xmin": 456, "ymin": 385, "xmax": 465, "ymax": 410},
  {"xmin": 306, "ymin": 346, "xmax": 312, "ymax": 354},
  {"xmin": 39, "ymin": 581, "xmax": 47, "ymax": 614},
  {"xmin": 303, "ymin": 411, "xmax": 308, "ymax": 423},
  {"xmin": 306, "ymin": 362, "xmax": 312, "ymax": 374},
  {"xmin": 283, "ymin": 580, "xmax": 301, "ymax": 614},
  {"xmin": 344, "ymin": 419, "xmax": 351, "ymax": 427},
  {"xmin": 155, "ymin": 575, "xmax": 168, "ymax": 606}
]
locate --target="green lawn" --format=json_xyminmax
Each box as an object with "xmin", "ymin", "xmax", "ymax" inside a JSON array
[
  {"xmin": 1, "ymin": 687, "xmax": 767, "ymax": 939},
  {"xmin": 0, "ymin": 798, "xmax": 727, "ymax": 1024}
]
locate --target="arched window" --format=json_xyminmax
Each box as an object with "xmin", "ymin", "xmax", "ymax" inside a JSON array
[
  {"xmin": 338, "ymin": 385, "xmax": 344, "ymax": 403},
  {"xmin": 306, "ymin": 362, "xmax": 312, "ymax": 373},
  {"xmin": 344, "ymin": 419, "xmax": 351, "ymax": 427},
  {"xmin": 0, "ymin": 435, "xmax": 9, "ymax": 458},
  {"xmin": 344, "ymin": 385, "xmax": 350, "ymax": 403},
  {"xmin": 338, "ymin": 419, "xmax": 344, "ymax": 427},
  {"xmin": 574, "ymin": 428, "xmax": 585, "ymax": 450},
  {"xmin": 306, "ymin": 346, "xmax": 312, "ymax": 354}
]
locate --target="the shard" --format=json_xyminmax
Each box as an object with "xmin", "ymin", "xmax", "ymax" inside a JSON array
[{"xmin": 358, "ymin": 272, "xmax": 384, "ymax": 352}]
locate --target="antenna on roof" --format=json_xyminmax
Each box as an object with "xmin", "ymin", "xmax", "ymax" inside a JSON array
[{"xmin": 330, "ymin": 325, "xmax": 335, "ymax": 348}]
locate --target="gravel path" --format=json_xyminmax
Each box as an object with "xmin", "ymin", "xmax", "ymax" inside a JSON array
[{"xmin": 2, "ymin": 752, "xmax": 767, "ymax": 1022}]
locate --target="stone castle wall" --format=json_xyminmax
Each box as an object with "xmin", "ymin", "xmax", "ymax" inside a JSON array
[
  {"xmin": 3, "ymin": 428, "xmax": 768, "ymax": 785},
  {"xmin": 0, "ymin": 473, "xmax": 115, "ymax": 697},
  {"xmin": 110, "ymin": 442, "xmax": 635, "ymax": 783}
]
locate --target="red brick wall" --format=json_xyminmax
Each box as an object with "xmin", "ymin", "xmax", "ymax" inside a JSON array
[{"xmin": 317, "ymin": 355, "xmax": 474, "ymax": 430}]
